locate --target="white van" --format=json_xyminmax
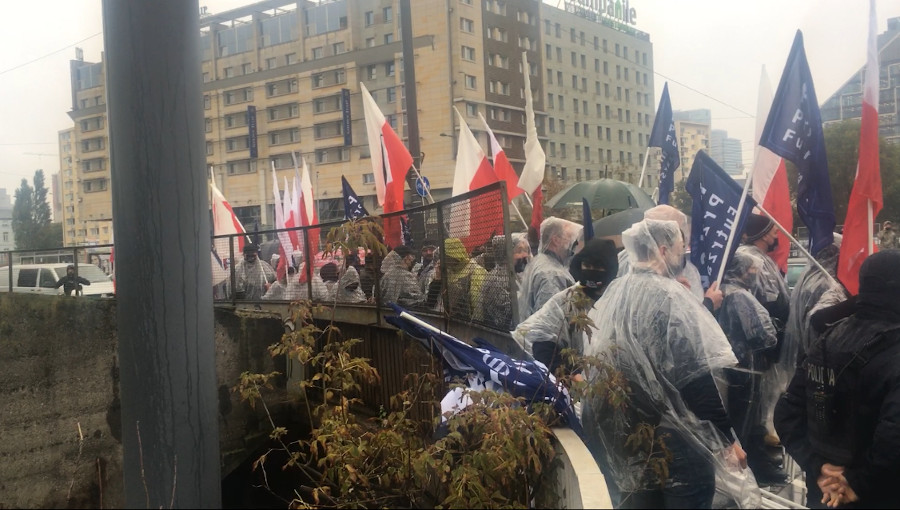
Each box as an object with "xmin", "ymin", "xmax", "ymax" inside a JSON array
[{"xmin": 0, "ymin": 263, "xmax": 115, "ymax": 297}]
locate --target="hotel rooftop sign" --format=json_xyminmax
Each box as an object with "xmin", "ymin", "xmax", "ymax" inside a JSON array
[{"xmin": 564, "ymin": 0, "xmax": 648, "ymax": 39}]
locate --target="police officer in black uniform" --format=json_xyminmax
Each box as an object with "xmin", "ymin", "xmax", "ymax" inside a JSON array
[{"xmin": 774, "ymin": 249, "xmax": 900, "ymax": 508}]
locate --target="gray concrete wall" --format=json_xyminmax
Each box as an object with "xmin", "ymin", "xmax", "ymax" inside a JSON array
[
  {"xmin": 0, "ymin": 294, "xmax": 123, "ymax": 508},
  {"xmin": 0, "ymin": 295, "xmax": 289, "ymax": 508}
]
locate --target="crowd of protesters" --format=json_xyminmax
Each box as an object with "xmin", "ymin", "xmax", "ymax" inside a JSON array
[{"xmin": 222, "ymin": 209, "xmax": 900, "ymax": 509}]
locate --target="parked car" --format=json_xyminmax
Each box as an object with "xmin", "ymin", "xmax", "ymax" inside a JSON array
[
  {"xmin": 0, "ymin": 263, "xmax": 115, "ymax": 297},
  {"xmin": 786, "ymin": 257, "xmax": 808, "ymax": 292}
]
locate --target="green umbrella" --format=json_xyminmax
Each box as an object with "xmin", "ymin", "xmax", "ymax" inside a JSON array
[{"xmin": 545, "ymin": 179, "xmax": 655, "ymax": 212}]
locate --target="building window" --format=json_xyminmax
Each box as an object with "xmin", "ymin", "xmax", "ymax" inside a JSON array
[
  {"xmin": 227, "ymin": 160, "xmax": 256, "ymax": 175},
  {"xmin": 224, "ymin": 87, "xmax": 253, "ymax": 106},
  {"xmin": 383, "ymin": 6, "xmax": 393, "ymax": 22},
  {"xmin": 384, "ymin": 33, "xmax": 394, "ymax": 44},
  {"xmin": 386, "ymin": 62, "xmax": 395, "ymax": 76},
  {"xmin": 83, "ymin": 178, "xmax": 108, "ymax": 193},
  {"xmin": 286, "ymin": 53, "xmax": 297, "ymax": 65},
  {"xmin": 363, "ymin": 173, "xmax": 375, "ymax": 184},
  {"xmin": 225, "ymin": 112, "xmax": 248, "ymax": 129},
  {"xmin": 460, "ymin": 18, "xmax": 474, "ymax": 33},
  {"xmin": 366, "ymin": 64, "xmax": 377, "ymax": 80},
  {"xmin": 224, "ymin": 66, "xmax": 234, "ymax": 78},
  {"xmin": 312, "ymin": 46, "xmax": 324, "ymax": 59},
  {"xmin": 269, "ymin": 128, "xmax": 300, "ymax": 145},
  {"xmin": 364, "ymin": 11, "xmax": 374, "ymax": 26},
  {"xmin": 464, "ymin": 74, "xmax": 476, "ymax": 90},
  {"xmin": 461, "ymin": 45, "xmax": 476, "ymax": 62},
  {"xmin": 465, "ymin": 103, "xmax": 478, "ymax": 117},
  {"xmin": 241, "ymin": 63, "xmax": 252, "ymax": 75},
  {"xmin": 386, "ymin": 87, "xmax": 397, "ymax": 103},
  {"xmin": 267, "ymin": 103, "xmax": 299, "ymax": 121},
  {"xmin": 266, "ymin": 78, "xmax": 298, "ymax": 97},
  {"xmin": 366, "ymin": 37, "xmax": 376, "ymax": 48},
  {"xmin": 206, "ymin": 141, "xmax": 214, "ymax": 156},
  {"xmin": 332, "ymin": 42, "xmax": 345, "ymax": 54}
]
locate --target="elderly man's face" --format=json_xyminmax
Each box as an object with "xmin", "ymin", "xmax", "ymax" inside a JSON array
[
  {"xmin": 244, "ymin": 250, "xmax": 258, "ymax": 262},
  {"xmin": 661, "ymin": 233, "xmax": 686, "ymax": 276}
]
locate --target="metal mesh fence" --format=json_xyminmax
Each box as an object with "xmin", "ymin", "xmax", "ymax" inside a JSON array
[
  {"xmin": 435, "ymin": 183, "xmax": 518, "ymax": 330},
  {"xmin": 213, "ymin": 182, "xmax": 518, "ymax": 330},
  {"xmin": 0, "ymin": 184, "xmax": 518, "ymax": 331}
]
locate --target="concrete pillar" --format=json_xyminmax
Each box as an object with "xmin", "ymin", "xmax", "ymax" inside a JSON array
[{"xmin": 101, "ymin": 1, "xmax": 221, "ymax": 507}]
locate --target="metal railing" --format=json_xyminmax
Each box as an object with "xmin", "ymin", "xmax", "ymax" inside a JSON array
[{"xmin": 214, "ymin": 181, "xmax": 519, "ymax": 331}]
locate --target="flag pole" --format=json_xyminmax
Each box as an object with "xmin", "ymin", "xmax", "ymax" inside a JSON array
[
  {"xmin": 867, "ymin": 199, "xmax": 874, "ymax": 255},
  {"xmin": 510, "ymin": 199, "xmax": 528, "ymax": 227},
  {"xmin": 637, "ymin": 146, "xmax": 651, "ymax": 188},
  {"xmin": 755, "ymin": 204, "xmax": 840, "ymax": 288},
  {"xmin": 715, "ymin": 170, "xmax": 754, "ymax": 286},
  {"xmin": 409, "ymin": 163, "xmax": 436, "ymax": 204}
]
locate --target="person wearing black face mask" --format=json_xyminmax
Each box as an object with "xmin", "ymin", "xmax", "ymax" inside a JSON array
[
  {"xmin": 738, "ymin": 213, "xmax": 791, "ymax": 328},
  {"xmin": 512, "ymin": 238, "xmax": 618, "ymax": 376}
]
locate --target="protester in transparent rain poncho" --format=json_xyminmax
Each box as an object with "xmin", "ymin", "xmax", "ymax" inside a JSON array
[
  {"xmin": 380, "ymin": 246, "xmax": 426, "ymax": 308},
  {"xmin": 581, "ymin": 219, "xmax": 759, "ymax": 509},
  {"xmin": 478, "ymin": 234, "xmax": 534, "ymax": 330},
  {"xmin": 617, "ymin": 205, "xmax": 723, "ymax": 311},
  {"xmin": 717, "ymin": 251, "xmax": 787, "ymax": 486},
  {"xmin": 512, "ymin": 238, "xmax": 618, "ymax": 375},
  {"xmin": 263, "ymin": 265, "xmax": 305, "ymax": 301},
  {"xmin": 336, "ymin": 264, "xmax": 366, "ymax": 304},
  {"xmin": 517, "ymin": 217, "xmax": 582, "ymax": 322}
]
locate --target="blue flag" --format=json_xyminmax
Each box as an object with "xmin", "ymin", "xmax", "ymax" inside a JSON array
[
  {"xmin": 341, "ymin": 175, "xmax": 369, "ymax": 220},
  {"xmin": 648, "ymin": 82, "xmax": 679, "ymax": 205},
  {"xmin": 384, "ymin": 305, "xmax": 581, "ymax": 436},
  {"xmin": 686, "ymin": 151, "xmax": 756, "ymax": 289},
  {"xmin": 759, "ymin": 31, "xmax": 834, "ymax": 255},
  {"xmin": 582, "ymin": 198, "xmax": 595, "ymax": 242},
  {"xmin": 399, "ymin": 215, "xmax": 413, "ymax": 247}
]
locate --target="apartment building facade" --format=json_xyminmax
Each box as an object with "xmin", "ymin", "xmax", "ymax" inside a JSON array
[
  {"xmin": 821, "ymin": 16, "xmax": 900, "ymax": 144},
  {"xmin": 671, "ymin": 109, "xmax": 710, "ymax": 185},
  {"xmin": 61, "ymin": 0, "xmax": 654, "ymax": 247}
]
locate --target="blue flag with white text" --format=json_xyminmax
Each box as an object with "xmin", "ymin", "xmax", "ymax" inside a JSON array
[
  {"xmin": 341, "ymin": 175, "xmax": 369, "ymax": 220},
  {"xmin": 686, "ymin": 151, "xmax": 756, "ymax": 289},
  {"xmin": 759, "ymin": 30, "xmax": 834, "ymax": 255},
  {"xmin": 648, "ymin": 82, "xmax": 679, "ymax": 205},
  {"xmin": 385, "ymin": 305, "xmax": 581, "ymax": 436}
]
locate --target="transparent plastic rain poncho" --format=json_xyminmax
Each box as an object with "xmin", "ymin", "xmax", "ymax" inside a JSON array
[
  {"xmin": 618, "ymin": 250, "xmax": 705, "ymax": 302},
  {"xmin": 512, "ymin": 285, "xmax": 587, "ymax": 358},
  {"xmin": 616, "ymin": 204, "xmax": 705, "ymax": 302},
  {"xmin": 735, "ymin": 244, "xmax": 790, "ymax": 318},
  {"xmin": 478, "ymin": 235, "xmax": 516, "ymax": 330},
  {"xmin": 580, "ymin": 219, "xmax": 759, "ymax": 507},
  {"xmin": 783, "ymin": 242, "xmax": 842, "ymax": 363},
  {"xmin": 517, "ymin": 217, "xmax": 581, "ymax": 321},
  {"xmin": 336, "ymin": 265, "xmax": 366, "ymax": 304},
  {"xmin": 379, "ymin": 250, "xmax": 424, "ymax": 307},
  {"xmin": 718, "ymin": 251, "xmax": 778, "ymax": 368}
]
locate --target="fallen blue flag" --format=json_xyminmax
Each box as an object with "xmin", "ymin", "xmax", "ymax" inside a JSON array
[
  {"xmin": 385, "ymin": 305, "xmax": 582, "ymax": 436},
  {"xmin": 582, "ymin": 198, "xmax": 594, "ymax": 242},
  {"xmin": 341, "ymin": 175, "xmax": 369, "ymax": 220},
  {"xmin": 686, "ymin": 151, "xmax": 756, "ymax": 289},
  {"xmin": 648, "ymin": 82, "xmax": 679, "ymax": 205},
  {"xmin": 759, "ymin": 30, "xmax": 834, "ymax": 255}
]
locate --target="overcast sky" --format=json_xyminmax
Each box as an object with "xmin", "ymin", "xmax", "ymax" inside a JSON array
[{"xmin": 2, "ymin": 0, "xmax": 899, "ymax": 204}]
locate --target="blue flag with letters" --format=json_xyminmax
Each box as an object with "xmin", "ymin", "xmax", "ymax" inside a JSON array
[
  {"xmin": 759, "ymin": 31, "xmax": 834, "ymax": 255},
  {"xmin": 648, "ymin": 82, "xmax": 679, "ymax": 205},
  {"xmin": 385, "ymin": 304, "xmax": 581, "ymax": 436},
  {"xmin": 686, "ymin": 151, "xmax": 756, "ymax": 289},
  {"xmin": 341, "ymin": 175, "xmax": 369, "ymax": 220}
]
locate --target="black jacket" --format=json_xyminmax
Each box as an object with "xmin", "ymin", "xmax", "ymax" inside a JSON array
[
  {"xmin": 774, "ymin": 310, "xmax": 900, "ymax": 508},
  {"xmin": 55, "ymin": 274, "xmax": 91, "ymax": 296}
]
